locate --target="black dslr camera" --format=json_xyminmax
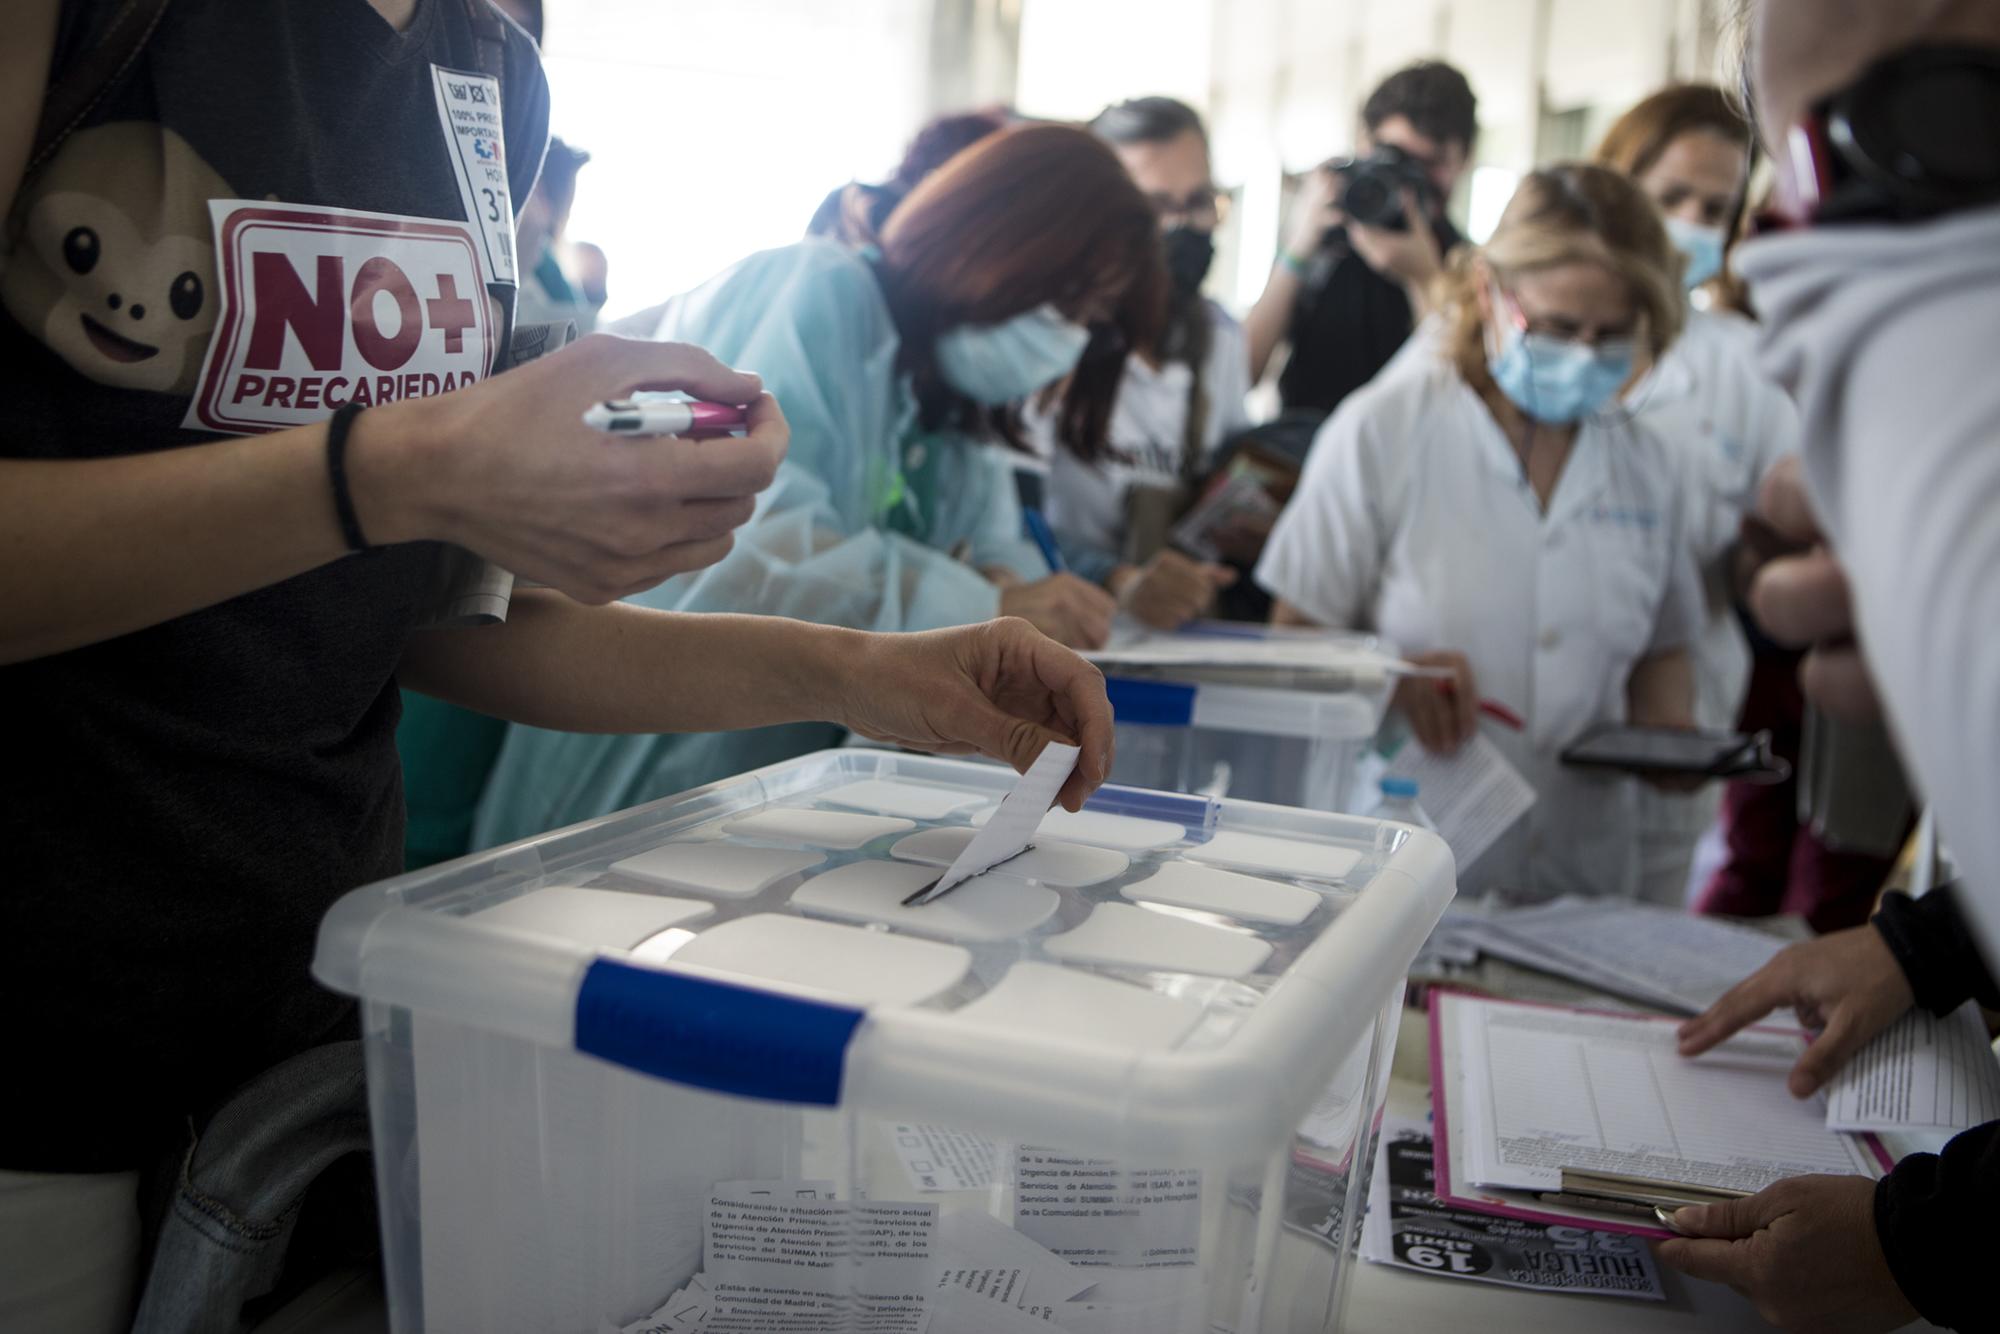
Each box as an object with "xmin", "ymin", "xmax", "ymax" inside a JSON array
[{"xmin": 1329, "ymin": 144, "xmax": 1438, "ymax": 232}]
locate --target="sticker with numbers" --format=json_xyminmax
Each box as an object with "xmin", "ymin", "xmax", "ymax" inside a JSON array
[{"xmin": 429, "ymin": 64, "xmax": 516, "ymax": 285}]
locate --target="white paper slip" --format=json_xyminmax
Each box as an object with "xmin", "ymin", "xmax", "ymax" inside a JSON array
[
  {"xmin": 886, "ymin": 1124, "xmax": 1002, "ymax": 1194},
  {"xmin": 1182, "ymin": 830, "xmax": 1359, "ymax": 881},
  {"xmin": 701, "ymin": 1283, "xmax": 928, "ymax": 1333},
  {"xmin": 889, "ymin": 827, "xmax": 1128, "ymax": 886},
  {"xmin": 818, "ymin": 778, "xmax": 986, "ymax": 821},
  {"xmin": 668, "ymin": 914, "xmax": 971, "ymax": 1006},
  {"xmin": 1826, "ymin": 1003, "xmax": 2000, "ymax": 1134},
  {"xmin": 610, "ymin": 843, "xmax": 824, "ymax": 899},
  {"xmin": 953, "ymin": 962, "xmax": 1205, "ymax": 1051},
  {"xmin": 1086, "ymin": 634, "xmax": 1398, "ymax": 677},
  {"xmin": 938, "ymin": 1206, "xmax": 1092, "ymax": 1305},
  {"xmin": 724, "ymin": 808, "xmax": 915, "ymax": 850},
  {"xmin": 1121, "ymin": 861, "xmax": 1320, "ymax": 926},
  {"xmin": 1383, "ymin": 732, "xmax": 1535, "ymax": 872},
  {"xmin": 1014, "ymin": 1149, "xmax": 1202, "ymax": 1269},
  {"xmin": 930, "ymin": 1286, "xmax": 1055, "ymax": 1334},
  {"xmin": 791, "ymin": 860, "xmax": 1060, "ymax": 943},
  {"xmin": 705, "ymin": 1179, "xmax": 937, "ymax": 1297},
  {"xmin": 908, "ymin": 742, "xmax": 1079, "ymax": 905},
  {"xmin": 1042, "ymin": 903, "xmax": 1271, "ymax": 978},
  {"xmin": 971, "ymin": 804, "xmax": 1184, "ymax": 852},
  {"xmin": 1470, "ymin": 897, "xmax": 1788, "ymax": 1014}
]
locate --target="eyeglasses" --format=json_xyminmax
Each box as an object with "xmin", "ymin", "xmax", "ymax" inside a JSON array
[
  {"xmin": 1146, "ymin": 186, "xmax": 1228, "ymax": 229},
  {"xmin": 1494, "ymin": 284, "xmax": 1641, "ymax": 359}
]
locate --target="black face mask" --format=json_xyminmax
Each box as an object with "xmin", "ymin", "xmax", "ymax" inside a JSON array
[{"xmin": 1162, "ymin": 226, "xmax": 1215, "ymax": 298}]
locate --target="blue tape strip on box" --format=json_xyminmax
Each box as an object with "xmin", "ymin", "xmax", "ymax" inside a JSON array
[
  {"xmin": 1104, "ymin": 676, "xmax": 1198, "ymax": 727},
  {"xmin": 574, "ymin": 959, "xmax": 864, "ymax": 1106}
]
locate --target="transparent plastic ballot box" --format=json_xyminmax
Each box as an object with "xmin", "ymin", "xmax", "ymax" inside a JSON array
[
  {"xmin": 1089, "ymin": 626, "xmax": 1394, "ymax": 813},
  {"xmin": 312, "ymin": 748, "xmax": 1453, "ymax": 1334}
]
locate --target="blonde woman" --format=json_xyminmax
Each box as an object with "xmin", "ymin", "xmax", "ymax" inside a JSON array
[{"xmin": 1257, "ymin": 164, "xmax": 1702, "ymax": 900}]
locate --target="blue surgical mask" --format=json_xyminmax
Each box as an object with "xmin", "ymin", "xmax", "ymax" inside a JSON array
[
  {"xmin": 1664, "ymin": 216, "xmax": 1726, "ymax": 290},
  {"xmin": 1487, "ymin": 319, "xmax": 1635, "ymax": 424},
  {"xmin": 934, "ymin": 304, "xmax": 1091, "ymax": 405}
]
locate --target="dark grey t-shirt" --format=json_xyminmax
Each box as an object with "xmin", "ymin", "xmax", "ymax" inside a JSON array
[{"xmin": 0, "ymin": 0, "xmax": 549, "ymax": 1170}]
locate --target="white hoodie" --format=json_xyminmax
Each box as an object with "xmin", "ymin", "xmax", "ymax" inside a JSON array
[{"xmin": 1736, "ymin": 206, "xmax": 2000, "ymax": 961}]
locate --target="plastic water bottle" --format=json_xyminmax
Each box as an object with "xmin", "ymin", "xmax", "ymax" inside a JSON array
[{"xmin": 1372, "ymin": 776, "xmax": 1437, "ymax": 831}]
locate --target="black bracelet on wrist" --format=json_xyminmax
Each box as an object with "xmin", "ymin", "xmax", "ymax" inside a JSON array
[{"xmin": 325, "ymin": 403, "xmax": 373, "ymax": 553}]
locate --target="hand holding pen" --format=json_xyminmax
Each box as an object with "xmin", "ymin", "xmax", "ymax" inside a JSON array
[{"xmin": 1392, "ymin": 649, "xmax": 1522, "ymax": 754}]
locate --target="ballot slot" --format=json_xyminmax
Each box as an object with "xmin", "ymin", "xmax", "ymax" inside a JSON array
[{"xmin": 314, "ymin": 747, "xmax": 1451, "ymax": 1334}]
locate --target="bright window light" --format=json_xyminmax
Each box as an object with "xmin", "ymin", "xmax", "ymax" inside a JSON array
[
  {"xmin": 540, "ymin": 2, "xmax": 927, "ymax": 323},
  {"xmin": 1466, "ymin": 165, "xmax": 1522, "ymax": 244}
]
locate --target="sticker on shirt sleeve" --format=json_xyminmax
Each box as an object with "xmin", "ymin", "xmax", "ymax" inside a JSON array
[
  {"xmin": 430, "ymin": 65, "xmax": 516, "ymax": 285},
  {"xmin": 182, "ymin": 200, "xmax": 492, "ymax": 435}
]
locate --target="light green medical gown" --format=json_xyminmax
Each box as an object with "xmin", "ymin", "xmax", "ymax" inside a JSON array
[{"xmin": 470, "ymin": 240, "xmax": 1044, "ymax": 847}]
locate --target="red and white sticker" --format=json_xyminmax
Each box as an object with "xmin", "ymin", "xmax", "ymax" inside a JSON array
[{"xmin": 183, "ymin": 200, "xmax": 493, "ymax": 435}]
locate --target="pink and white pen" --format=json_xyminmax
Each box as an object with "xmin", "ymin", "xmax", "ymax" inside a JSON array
[{"xmin": 582, "ymin": 398, "xmax": 749, "ymax": 436}]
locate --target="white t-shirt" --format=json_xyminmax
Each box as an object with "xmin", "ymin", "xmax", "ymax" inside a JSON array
[
  {"xmin": 1026, "ymin": 301, "xmax": 1252, "ymax": 579},
  {"xmin": 1632, "ymin": 308, "xmax": 1801, "ymax": 732},
  {"xmin": 1256, "ymin": 340, "xmax": 1704, "ymax": 900}
]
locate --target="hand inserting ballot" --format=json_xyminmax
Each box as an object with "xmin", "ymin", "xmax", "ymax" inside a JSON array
[{"xmin": 829, "ymin": 616, "xmax": 1114, "ymax": 813}]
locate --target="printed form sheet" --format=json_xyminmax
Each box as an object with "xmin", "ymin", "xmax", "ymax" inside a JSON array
[
  {"xmin": 1383, "ymin": 734, "xmax": 1535, "ymax": 871},
  {"xmin": 1449, "ymin": 997, "xmax": 1880, "ymax": 1197}
]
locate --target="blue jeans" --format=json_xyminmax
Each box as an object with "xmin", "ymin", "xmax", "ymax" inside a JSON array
[{"xmin": 131, "ymin": 1042, "xmax": 375, "ymax": 1334}]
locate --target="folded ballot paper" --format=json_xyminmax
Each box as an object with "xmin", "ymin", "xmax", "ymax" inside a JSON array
[
  {"xmin": 1429, "ymin": 992, "xmax": 1891, "ymax": 1240},
  {"xmin": 904, "ymin": 742, "xmax": 1079, "ymax": 907}
]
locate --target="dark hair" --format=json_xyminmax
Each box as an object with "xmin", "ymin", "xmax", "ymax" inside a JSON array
[
  {"xmin": 1594, "ymin": 84, "xmax": 1750, "ymax": 181},
  {"xmin": 1064, "ymin": 95, "xmax": 1214, "ymax": 469},
  {"xmin": 1362, "ymin": 60, "xmax": 1478, "ymax": 151},
  {"xmin": 891, "ymin": 109, "xmax": 1012, "ymax": 189},
  {"xmin": 808, "ymin": 110, "xmax": 1012, "ymax": 240},
  {"xmin": 534, "ymin": 137, "xmax": 591, "ymax": 218},
  {"xmin": 862, "ymin": 124, "xmax": 1166, "ymax": 449},
  {"xmin": 1090, "ymin": 96, "xmax": 1206, "ymax": 149}
]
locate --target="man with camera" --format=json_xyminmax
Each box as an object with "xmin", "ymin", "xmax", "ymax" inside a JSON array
[{"xmin": 1244, "ymin": 60, "xmax": 1478, "ymax": 417}]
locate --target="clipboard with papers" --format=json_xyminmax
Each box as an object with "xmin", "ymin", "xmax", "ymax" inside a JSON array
[{"xmin": 1427, "ymin": 991, "xmax": 1894, "ymax": 1240}]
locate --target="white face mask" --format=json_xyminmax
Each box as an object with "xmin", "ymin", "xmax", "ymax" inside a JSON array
[{"xmin": 933, "ymin": 304, "xmax": 1091, "ymax": 405}]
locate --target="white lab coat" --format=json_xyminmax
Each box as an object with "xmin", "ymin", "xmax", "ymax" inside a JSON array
[
  {"xmin": 1627, "ymin": 308, "xmax": 1802, "ymax": 901},
  {"xmin": 1024, "ymin": 301, "xmax": 1253, "ymax": 582},
  {"xmin": 1256, "ymin": 340, "xmax": 1704, "ymax": 900},
  {"xmin": 1634, "ymin": 308, "xmax": 1801, "ymax": 732}
]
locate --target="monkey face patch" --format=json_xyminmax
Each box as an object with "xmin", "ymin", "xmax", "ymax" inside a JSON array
[{"xmin": 2, "ymin": 123, "xmax": 234, "ymax": 394}]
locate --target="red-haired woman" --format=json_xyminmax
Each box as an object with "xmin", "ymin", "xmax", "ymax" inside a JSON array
[{"xmin": 473, "ymin": 124, "xmax": 1165, "ymax": 844}]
